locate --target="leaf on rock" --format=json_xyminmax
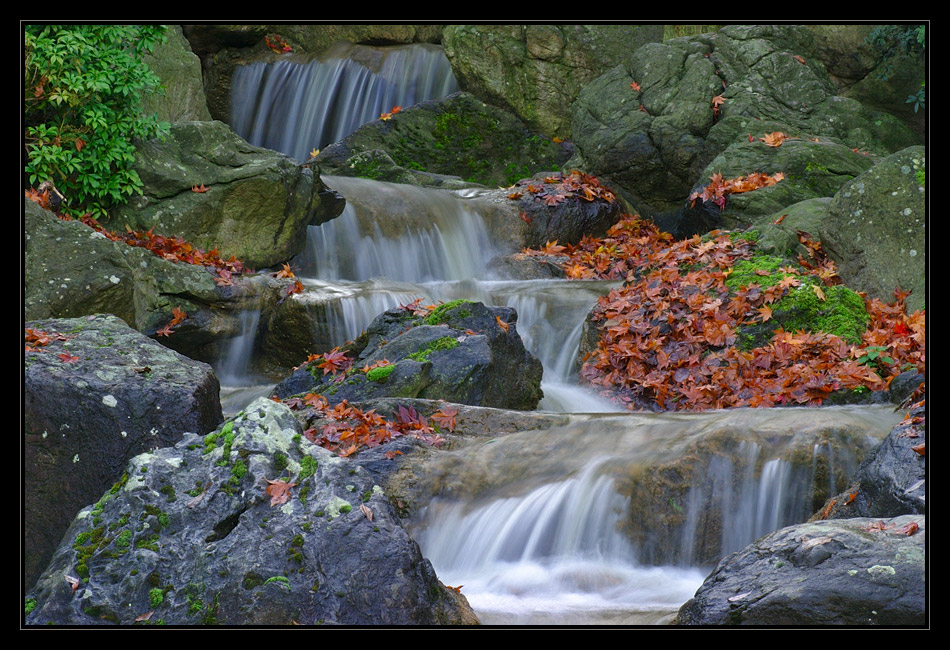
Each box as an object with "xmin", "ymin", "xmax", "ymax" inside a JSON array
[{"xmin": 265, "ymin": 478, "xmax": 297, "ymax": 507}]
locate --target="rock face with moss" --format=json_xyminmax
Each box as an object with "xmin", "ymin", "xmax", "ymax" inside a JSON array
[
  {"xmin": 314, "ymin": 92, "xmax": 571, "ymax": 188},
  {"xmin": 274, "ymin": 300, "xmax": 544, "ymax": 411},
  {"xmin": 442, "ymin": 24, "xmax": 663, "ymax": 140},
  {"xmin": 24, "ymin": 398, "xmax": 477, "ymax": 625},
  {"xmin": 24, "ymin": 314, "xmax": 222, "ymax": 590},
  {"xmin": 111, "ymin": 120, "xmax": 345, "ymax": 270},
  {"xmin": 567, "ymin": 25, "xmax": 918, "ymax": 232}
]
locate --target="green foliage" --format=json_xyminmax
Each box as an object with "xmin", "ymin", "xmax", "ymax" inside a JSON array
[
  {"xmin": 865, "ymin": 25, "xmax": 925, "ymax": 115},
  {"xmin": 24, "ymin": 24, "xmax": 170, "ymax": 219},
  {"xmin": 856, "ymin": 345, "xmax": 895, "ymax": 370},
  {"xmin": 149, "ymin": 588, "xmax": 164, "ymax": 608}
]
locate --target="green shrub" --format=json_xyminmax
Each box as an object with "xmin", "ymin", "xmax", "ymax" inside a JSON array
[{"xmin": 24, "ymin": 24, "xmax": 169, "ymax": 219}]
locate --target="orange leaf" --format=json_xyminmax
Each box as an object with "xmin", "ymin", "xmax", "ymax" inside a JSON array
[
  {"xmin": 192, "ymin": 183, "xmax": 209, "ymax": 193},
  {"xmin": 495, "ymin": 316, "xmax": 510, "ymax": 334},
  {"xmin": 265, "ymin": 478, "xmax": 297, "ymax": 506},
  {"xmin": 793, "ymin": 55, "xmax": 806, "ymax": 65},
  {"xmin": 629, "ymin": 80, "xmax": 641, "ymax": 92},
  {"xmin": 759, "ymin": 132, "xmax": 787, "ymax": 147},
  {"xmin": 811, "ymin": 284, "xmax": 826, "ymax": 301},
  {"xmin": 774, "ymin": 213, "xmax": 787, "ymax": 225}
]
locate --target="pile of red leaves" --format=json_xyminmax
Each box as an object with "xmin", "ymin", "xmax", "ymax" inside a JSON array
[
  {"xmin": 525, "ymin": 214, "xmax": 925, "ymax": 411},
  {"xmin": 507, "ymin": 170, "xmax": 617, "ymax": 207},
  {"xmin": 278, "ymin": 392, "xmax": 455, "ymax": 457}
]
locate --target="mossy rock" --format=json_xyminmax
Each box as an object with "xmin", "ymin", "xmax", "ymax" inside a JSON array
[
  {"xmin": 315, "ymin": 92, "xmax": 571, "ymax": 187},
  {"xmin": 725, "ymin": 254, "xmax": 869, "ymax": 350}
]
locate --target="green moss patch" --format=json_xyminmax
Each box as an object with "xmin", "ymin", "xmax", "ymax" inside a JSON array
[{"xmin": 407, "ymin": 336, "xmax": 460, "ymax": 362}]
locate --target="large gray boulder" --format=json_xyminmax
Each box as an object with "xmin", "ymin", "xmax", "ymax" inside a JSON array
[
  {"xmin": 24, "ymin": 314, "xmax": 222, "ymax": 590},
  {"xmin": 24, "ymin": 398, "xmax": 476, "ymax": 625},
  {"xmin": 111, "ymin": 120, "xmax": 344, "ymax": 270},
  {"xmin": 442, "ymin": 24, "xmax": 663, "ymax": 140},
  {"xmin": 673, "ymin": 515, "xmax": 925, "ymax": 625},
  {"xmin": 820, "ymin": 146, "xmax": 926, "ymax": 313}
]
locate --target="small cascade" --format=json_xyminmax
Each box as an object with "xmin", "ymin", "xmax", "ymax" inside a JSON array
[
  {"xmin": 412, "ymin": 407, "xmax": 901, "ymax": 624},
  {"xmin": 230, "ymin": 43, "xmax": 458, "ymax": 160},
  {"xmin": 417, "ymin": 458, "xmax": 706, "ymax": 625},
  {"xmin": 215, "ymin": 308, "xmax": 261, "ymax": 385},
  {"xmin": 300, "ymin": 176, "xmax": 500, "ymax": 283}
]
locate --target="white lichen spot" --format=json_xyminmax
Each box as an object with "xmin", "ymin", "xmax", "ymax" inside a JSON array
[
  {"xmin": 848, "ymin": 569, "xmax": 857, "ymax": 576},
  {"xmin": 909, "ymin": 250, "xmax": 917, "ymax": 257},
  {"xmin": 109, "ymin": 275, "xmax": 121, "ymax": 284},
  {"xmin": 867, "ymin": 565, "xmax": 896, "ymax": 578},
  {"xmin": 72, "ymin": 454, "xmax": 80, "ymax": 464},
  {"xmin": 150, "ymin": 428, "xmax": 159, "ymax": 436},
  {"xmin": 121, "ymin": 431, "xmax": 128, "ymax": 438},
  {"xmin": 891, "ymin": 191, "xmax": 898, "ymax": 196},
  {"xmin": 102, "ymin": 395, "xmax": 118, "ymax": 407},
  {"xmin": 903, "ymin": 208, "xmax": 912, "ymax": 216},
  {"xmin": 901, "ymin": 165, "xmax": 911, "ymax": 174},
  {"xmin": 42, "ymin": 431, "xmax": 48, "ymax": 439}
]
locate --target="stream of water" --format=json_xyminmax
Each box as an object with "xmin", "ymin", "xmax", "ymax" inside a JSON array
[{"xmin": 218, "ymin": 44, "xmax": 901, "ymax": 625}]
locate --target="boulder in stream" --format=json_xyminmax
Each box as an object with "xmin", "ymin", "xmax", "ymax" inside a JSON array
[
  {"xmin": 24, "ymin": 398, "xmax": 477, "ymax": 626},
  {"xmin": 673, "ymin": 514, "xmax": 925, "ymax": 625},
  {"xmin": 274, "ymin": 300, "xmax": 544, "ymax": 411}
]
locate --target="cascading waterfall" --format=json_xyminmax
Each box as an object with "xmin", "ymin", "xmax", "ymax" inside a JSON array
[
  {"xmin": 230, "ymin": 43, "xmax": 458, "ymax": 160},
  {"xmin": 219, "ymin": 48, "xmax": 905, "ymax": 624}
]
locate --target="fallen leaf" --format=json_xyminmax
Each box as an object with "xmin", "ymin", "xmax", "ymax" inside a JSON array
[
  {"xmin": 360, "ymin": 503, "xmax": 374, "ymax": 521},
  {"xmin": 894, "ymin": 521, "xmax": 919, "ymax": 536},
  {"xmin": 265, "ymin": 478, "xmax": 297, "ymax": 506},
  {"xmin": 629, "ymin": 80, "xmax": 641, "ymax": 92},
  {"xmin": 495, "ymin": 316, "xmax": 510, "ymax": 334},
  {"xmin": 192, "ymin": 183, "xmax": 209, "ymax": 193},
  {"xmin": 911, "ymin": 442, "xmax": 925, "ymax": 456},
  {"xmin": 65, "ymin": 574, "xmax": 81, "ymax": 591},
  {"xmin": 774, "ymin": 213, "xmax": 787, "ymax": 225},
  {"xmin": 135, "ymin": 611, "xmax": 154, "ymax": 622},
  {"xmin": 811, "ymin": 284, "xmax": 826, "ymax": 301},
  {"xmin": 793, "ymin": 55, "xmax": 806, "ymax": 65},
  {"xmin": 759, "ymin": 131, "xmax": 787, "ymax": 147}
]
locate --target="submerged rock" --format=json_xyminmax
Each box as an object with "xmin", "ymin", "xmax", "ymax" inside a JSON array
[{"xmin": 25, "ymin": 398, "xmax": 476, "ymax": 626}]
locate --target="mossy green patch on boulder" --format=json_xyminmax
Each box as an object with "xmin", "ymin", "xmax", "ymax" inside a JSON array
[{"xmin": 726, "ymin": 254, "xmax": 869, "ymax": 350}]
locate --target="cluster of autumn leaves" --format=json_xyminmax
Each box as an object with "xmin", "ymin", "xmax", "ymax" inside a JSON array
[
  {"xmin": 524, "ymin": 214, "xmax": 924, "ymax": 411},
  {"xmin": 278, "ymin": 392, "xmax": 457, "ymax": 458}
]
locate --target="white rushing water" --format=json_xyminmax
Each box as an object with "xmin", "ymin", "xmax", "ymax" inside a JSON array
[{"xmin": 230, "ymin": 43, "xmax": 458, "ymax": 160}]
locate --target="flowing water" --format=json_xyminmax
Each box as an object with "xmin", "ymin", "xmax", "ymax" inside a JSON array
[{"xmin": 219, "ymin": 44, "xmax": 902, "ymax": 625}]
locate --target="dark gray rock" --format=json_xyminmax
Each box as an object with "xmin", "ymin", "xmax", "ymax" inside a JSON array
[
  {"xmin": 274, "ymin": 300, "xmax": 544, "ymax": 411},
  {"xmin": 813, "ymin": 399, "xmax": 925, "ymax": 520},
  {"xmin": 24, "ymin": 314, "xmax": 222, "ymax": 590},
  {"xmin": 673, "ymin": 515, "xmax": 925, "ymax": 625},
  {"xmin": 24, "ymin": 398, "xmax": 477, "ymax": 626}
]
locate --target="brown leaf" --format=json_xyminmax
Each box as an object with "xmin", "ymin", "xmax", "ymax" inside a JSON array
[
  {"xmin": 894, "ymin": 521, "xmax": 919, "ymax": 536},
  {"xmin": 360, "ymin": 503, "xmax": 374, "ymax": 521},
  {"xmin": 911, "ymin": 442, "xmax": 925, "ymax": 456},
  {"xmin": 265, "ymin": 478, "xmax": 297, "ymax": 506},
  {"xmin": 65, "ymin": 574, "xmax": 81, "ymax": 591},
  {"xmin": 495, "ymin": 316, "xmax": 510, "ymax": 334}
]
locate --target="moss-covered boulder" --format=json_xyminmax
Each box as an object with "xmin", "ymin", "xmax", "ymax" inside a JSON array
[
  {"xmin": 442, "ymin": 24, "xmax": 663, "ymax": 140},
  {"xmin": 314, "ymin": 92, "xmax": 572, "ymax": 188},
  {"xmin": 820, "ymin": 146, "xmax": 926, "ymax": 313},
  {"xmin": 111, "ymin": 120, "xmax": 344, "ymax": 270},
  {"xmin": 274, "ymin": 300, "xmax": 544, "ymax": 411},
  {"xmin": 24, "ymin": 398, "xmax": 477, "ymax": 625},
  {"xmin": 681, "ymin": 137, "xmax": 877, "ymax": 234},
  {"xmin": 567, "ymin": 25, "xmax": 918, "ymax": 231},
  {"xmin": 724, "ymin": 253, "xmax": 869, "ymax": 351}
]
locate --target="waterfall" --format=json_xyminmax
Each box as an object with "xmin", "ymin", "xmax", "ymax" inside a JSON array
[
  {"xmin": 215, "ymin": 308, "xmax": 261, "ymax": 385},
  {"xmin": 417, "ymin": 457, "xmax": 706, "ymax": 625},
  {"xmin": 230, "ymin": 43, "xmax": 458, "ymax": 160}
]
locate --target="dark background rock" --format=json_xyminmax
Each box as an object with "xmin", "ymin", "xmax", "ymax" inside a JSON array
[{"xmin": 24, "ymin": 314, "xmax": 222, "ymax": 590}]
